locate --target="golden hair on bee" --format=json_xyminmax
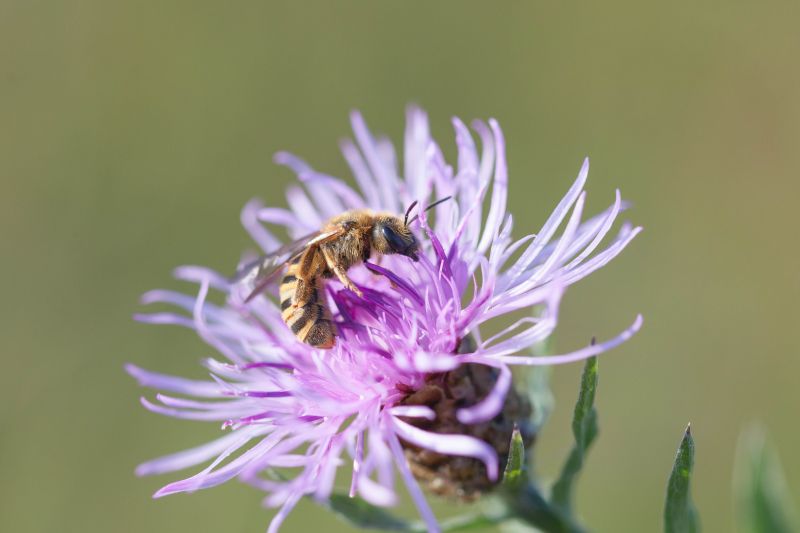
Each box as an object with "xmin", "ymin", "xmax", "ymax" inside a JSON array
[{"xmin": 236, "ymin": 197, "xmax": 451, "ymax": 349}]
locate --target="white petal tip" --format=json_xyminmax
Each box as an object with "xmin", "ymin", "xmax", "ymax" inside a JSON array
[
  {"xmin": 139, "ymin": 291, "xmax": 159, "ymax": 305},
  {"xmin": 350, "ymin": 109, "xmax": 365, "ymax": 123},
  {"xmin": 272, "ymin": 151, "xmax": 290, "ymax": 163},
  {"xmin": 455, "ymin": 411, "xmax": 477, "ymax": 425},
  {"xmin": 135, "ymin": 464, "xmax": 154, "ymax": 477},
  {"xmin": 152, "ymin": 488, "xmax": 171, "ymax": 499}
]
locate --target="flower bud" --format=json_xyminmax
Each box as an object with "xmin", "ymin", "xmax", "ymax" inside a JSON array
[{"xmin": 399, "ymin": 336, "xmax": 535, "ymax": 500}]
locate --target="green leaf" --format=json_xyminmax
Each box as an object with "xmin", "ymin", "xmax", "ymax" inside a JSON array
[
  {"xmin": 734, "ymin": 425, "xmax": 798, "ymax": 533},
  {"xmin": 526, "ymin": 365, "xmax": 554, "ymax": 431},
  {"xmin": 501, "ymin": 483, "xmax": 586, "ymax": 533},
  {"xmin": 327, "ymin": 493, "xmax": 414, "ymax": 531},
  {"xmin": 664, "ymin": 424, "xmax": 699, "ymax": 533},
  {"xmin": 550, "ymin": 356, "xmax": 599, "ymax": 511},
  {"xmin": 502, "ymin": 425, "xmax": 527, "ymax": 492},
  {"xmin": 438, "ymin": 512, "xmax": 513, "ymax": 532},
  {"xmin": 327, "ymin": 493, "xmax": 510, "ymax": 532},
  {"xmin": 526, "ymin": 328, "xmax": 554, "ymax": 431}
]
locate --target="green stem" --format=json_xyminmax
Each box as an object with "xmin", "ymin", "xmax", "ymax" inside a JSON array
[{"xmin": 501, "ymin": 483, "xmax": 587, "ymax": 533}]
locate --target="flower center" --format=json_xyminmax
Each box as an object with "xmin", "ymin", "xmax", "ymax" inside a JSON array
[{"xmin": 397, "ymin": 361, "xmax": 535, "ymax": 500}]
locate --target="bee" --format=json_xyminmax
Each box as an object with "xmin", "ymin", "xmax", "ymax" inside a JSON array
[{"xmin": 235, "ymin": 197, "xmax": 451, "ymax": 349}]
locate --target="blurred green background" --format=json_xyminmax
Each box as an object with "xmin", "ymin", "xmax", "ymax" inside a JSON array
[{"xmin": 2, "ymin": 2, "xmax": 798, "ymax": 532}]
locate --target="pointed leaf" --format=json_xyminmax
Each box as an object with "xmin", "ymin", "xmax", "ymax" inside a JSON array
[
  {"xmin": 502, "ymin": 482, "xmax": 586, "ymax": 533},
  {"xmin": 664, "ymin": 424, "xmax": 699, "ymax": 533},
  {"xmin": 527, "ymin": 336, "xmax": 555, "ymax": 431},
  {"xmin": 734, "ymin": 425, "xmax": 798, "ymax": 533},
  {"xmin": 527, "ymin": 366, "xmax": 554, "ymax": 431},
  {"xmin": 524, "ymin": 335, "xmax": 554, "ymax": 486},
  {"xmin": 328, "ymin": 494, "xmax": 414, "ymax": 531},
  {"xmin": 328, "ymin": 493, "xmax": 510, "ymax": 532},
  {"xmin": 438, "ymin": 512, "xmax": 513, "ymax": 532},
  {"xmin": 550, "ymin": 356, "xmax": 599, "ymax": 511},
  {"xmin": 502, "ymin": 425, "xmax": 526, "ymax": 491}
]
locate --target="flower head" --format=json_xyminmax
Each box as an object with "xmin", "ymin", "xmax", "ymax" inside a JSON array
[{"xmin": 128, "ymin": 107, "xmax": 642, "ymax": 532}]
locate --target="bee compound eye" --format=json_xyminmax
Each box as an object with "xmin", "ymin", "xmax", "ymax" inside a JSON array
[{"xmin": 381, "ymin": 225, "xmax": 408, "ymax": 253}]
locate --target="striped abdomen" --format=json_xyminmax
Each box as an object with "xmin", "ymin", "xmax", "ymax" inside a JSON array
[{"xmin": 279, "ymin": 263, "xmax": 336, "ymax": 349}]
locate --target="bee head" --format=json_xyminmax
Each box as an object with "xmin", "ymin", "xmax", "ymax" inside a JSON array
[
  {"xmin": 373, "ymin": 197, "xmax": 452, "ymax": 262},
  {"xmin": 375, "ymin": 217, "xmax": 419, "ymax": 261}
]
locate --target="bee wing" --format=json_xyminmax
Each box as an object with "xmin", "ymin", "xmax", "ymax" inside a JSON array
[{"xmin": 234, "ymin": 229, "xmax": 343, "ymax": 302}]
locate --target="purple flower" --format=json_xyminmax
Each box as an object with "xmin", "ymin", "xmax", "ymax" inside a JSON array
[{"xmin": 128, "ymin": 107, "xmax": 642, "ymax": 532}]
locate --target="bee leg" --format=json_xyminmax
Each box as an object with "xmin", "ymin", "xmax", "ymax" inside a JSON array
[
  {"xmin": 336, "ymin": 268, "xmax": 363, "ymax": 298},
  {"xmin": 321, "ymin": 246, "xmax": 364, "ymax": 298},
  {"xmin": 327, "ymin": 262, "xmax": 362, "ymax": 297}
]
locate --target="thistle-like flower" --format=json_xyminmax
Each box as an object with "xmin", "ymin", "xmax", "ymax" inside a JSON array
[{"xmin": 127, "ymin": 107, "xmax": 642, "ymax": 532}]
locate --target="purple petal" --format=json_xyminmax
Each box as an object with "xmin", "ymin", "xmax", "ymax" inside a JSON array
[
  {"xmin": 385, "ymin": 426, "xmax": 441, "ymax": 533},
  {"xmin": 136, "ymin": 429, "xmax": 257, "ymax": 476},
  {"xmin": 267, "ymin": 490, "xmax": 303, "ymax": 533},
  {"xmin": 126, "ymin": 364, "xmax": 221, "ymax": 397},
  {"xmin": 155, "ymin": 393, "xmax": 241, "ymax": 410},
  {"xmin": 410, "ymin": 349, "xmax": 460, "ymax": 373},
  {"xmin": 140, "ymin": 397, "xmax": 240, "ymax": 421},
  {"xmin": 226, "ymin": 390, "xmax": 291, "ymax": 399},
  {"xmin": 134, "ymin": 312, "xmax": 194, "ymax": 328},
  {"xmin": 451, "ymin": 118, "xmax": 482, "ymax": 251},
  {"xmin": 173, "ymin": 266, "xmax": 230, "ymax": 290},
  {"xmin": 489, "ymin": 314, "xmax": 644, "ymax": 365},
  {"xmin": 155, "ymin": 431, "xmax": 284, "ymax": 498},
  {"xmin": 560, "ymin": 189, "xmax": 623, "ymax": 272},
  {"xmin": 273, "ymin": 151, "xmax": 312, "ymax": 174},
  {"xmin": 403, "ymin": 106, "xmax": 430, "ymax": 202},
  {"xmin": 368, "ymin": 427, "xmax": 395, "ymax": 496},
  {"xmin": 504, "ymin": 190, "xmax": 587, "ymax": 299},
  {"xmin": 480, "ymin": 282, "xmax": 561, "ymax": 322},
  {"xmin": 356, "ymin": 475, "xmax": 396, "ymax": 506},
  {"xmin": 364, "ymin": 261, "xmax": 423, "ymax": 306},
  {"xmin": 533, "ymin": 198, "xmax": 630, "ymax": 270},
  {"xmin": 472, "ymin": 120, "xmax": 497, "ymax": 255},
  {"xmin": 340, "ymin": 138, "xmax": 381, "ymax": 208},
  {"xmin": 286, "ymin": 185, "xmax": 323, "ymax": 228},
  {"xmin": 241, "ymin": 198, "xmax": 280, "ymax": 253},
  {"xmin": 349, "ymin": 431, "xmax": 364, "ymax": 497},
  {"xmin": 191, "ymin": 278, "xmax": 245, "ymax": 365},
  {"xmin": 560, "ymin": 225, "xmax": 643, "ymax": 285},
  {"xmin": 257, "ymin": 207, "xmax": 301, "ymax": 229},
  {"xmin": 389, "ymin": 405, "xmax": 436, "ymax": 420},
  {"xmin": 455, "ymin": 362, "xmax": 511, "ymax": 424},
  {"xmin": 350, "ymin": 111, "xmax": 401, "ymax": 212},
  {"xmin": 268, "ymin": 455, "xmax": 313, "ymax": 467},
  {"xmin": 297, "ymin": 171, "xmax": 365, "ymax": 211},
  {"xmin": 501, "ymin": 158, "xmax": 589, "ymax": 289},
  {"xmin": 476, "ymin": 119, "xmax": 508, "ymax": 255}
]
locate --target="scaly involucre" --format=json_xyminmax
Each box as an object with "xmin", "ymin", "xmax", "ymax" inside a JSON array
[{"xmin": 128, "ymin": 107, "xmax": 642, "ymax": 532}]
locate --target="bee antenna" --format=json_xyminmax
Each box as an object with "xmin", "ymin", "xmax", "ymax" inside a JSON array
[
  {"xmin": 406, "ymin": 196, "xmax": 453, "ymax": 226},
  {"xmin": 403, "ymin": 200, "xmax": 419, "ymax": 227}
]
